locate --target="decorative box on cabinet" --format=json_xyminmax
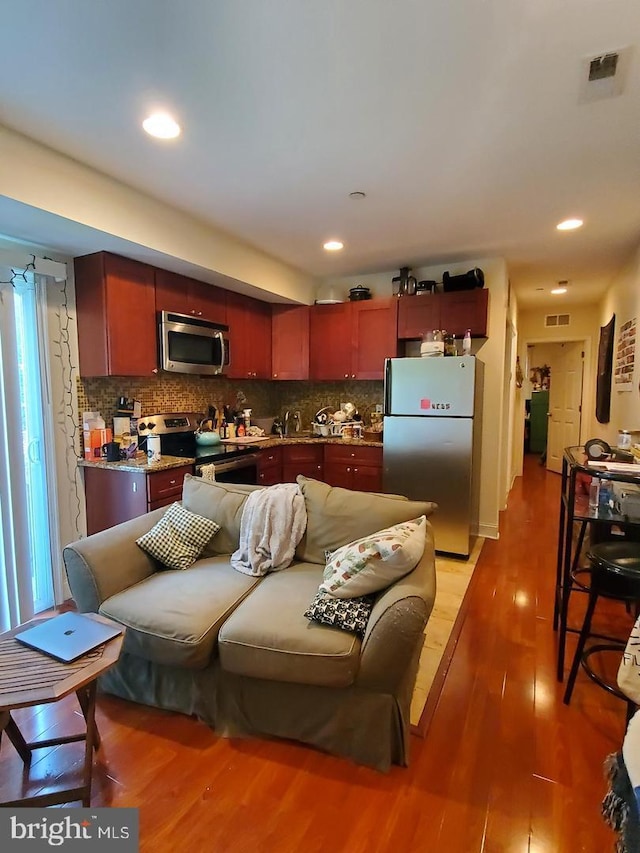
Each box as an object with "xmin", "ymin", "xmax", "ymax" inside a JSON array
[
  {"xmin": 397, "ymin": 289, "xmax": 488, "ymax": 340},
  {"xmin": 226, "ymin": 291, "xmax": 272, "ymax": 379},
  {"xmin": 74, "ymin": 252, "xmax": 157, "ymax": 377},
  {"xmin": 83, "ymin": 463, "xmax": 192, "ymax": 535},
  {"xmin": 155, "ymin": 269, "xmax": 227, "ymax": 324},
  {"xmin": 271, "ymin": 305, "xmax": 309, "ymax": 380},
  {"xmin": 323, "ymin": 444, "xmax": 383, "ymax": 492},
  {"xmin": 309, "ymin": 299, "xmax": 398, "ymax": 381}
]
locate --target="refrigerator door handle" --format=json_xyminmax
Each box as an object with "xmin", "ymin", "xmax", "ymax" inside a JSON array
[{"xmin": 383, "ymin": 358, "xmax": 392, "ymax": 414}]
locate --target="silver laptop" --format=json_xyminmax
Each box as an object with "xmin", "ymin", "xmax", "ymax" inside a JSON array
[{"xmin": 16, "ymin": 612, "xmax": 122, "ymax": 663}]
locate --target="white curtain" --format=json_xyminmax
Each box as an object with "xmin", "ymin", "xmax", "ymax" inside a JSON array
[{"xmin": 0, "ymin": 257, "xmax": 66, "ymax": 631}]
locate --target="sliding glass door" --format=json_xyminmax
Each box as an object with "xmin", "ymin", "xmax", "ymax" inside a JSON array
[{"xmin": 0, "ymin": 268, "xmax": 54, "ymax": 630}]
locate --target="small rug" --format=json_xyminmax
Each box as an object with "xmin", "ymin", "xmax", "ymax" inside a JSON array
[{"xmin": 410, "ymin": 537, "xmax": 484, "ymax": 730}]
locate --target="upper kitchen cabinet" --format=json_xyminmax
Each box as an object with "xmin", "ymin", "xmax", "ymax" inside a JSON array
[
  {"xmin": 74, "ymin": 252, "xmax": 157, "ymax": 377},
  {"xmin": 226, "ymin": 291, "xmax": 272, "ymax": 379},
  {"xmin": 397, "ymin": 289, "xmax": 488, "ymax": 339},
  {"xmin": 271, "ymin": 305, "xmax": 309, "ymax": 380},
  {"xmin": 309, "ymin": 299, "xmax": 398, "ymax": 381},
  {"xmin": 155, "ymin": 269, "xmax": 227, "ymax": 324}
]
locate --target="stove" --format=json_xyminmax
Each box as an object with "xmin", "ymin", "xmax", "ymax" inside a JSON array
[{"xmin": 137, "ymin": 412, "xmax": 260, "ymax": 483}]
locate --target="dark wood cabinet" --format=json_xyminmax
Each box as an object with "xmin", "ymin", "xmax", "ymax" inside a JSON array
[
  {"xmin": 226, "ymin": 291, "xmax": 272, "ymax": 379},
  {"xmin": 74, "ymin": 252, "xmax": 157, "ymax": 377},
  {"xmin": 309, "ymin": 299, "xmax": 397, "ymax": 381},
  {"xmin": 281, "ymin": 444, "xmax": 324, "ymax": 482},
  {"xmin": 397, "ymin": 289, "xmax": 488, "ymax": 339},
  {"xmin": 257, "ymin": 446, "xmax": 283, "ymax": 486},
  {"xmin": 155, "ymin": 269, "xmax": 227, "ymax": 324},
  {"xmin": 323, "ymin": 444, "xmax": 383, "ymax": 492},
  {"xmin": 271, "ymin": 305, "xmax": 309, "ymax": 380},
  {"xmin": 83, "ymin": 463, "xmax": 192, "ymax": 534},
  {"xmin": 351, "ymin": 299, "xmax": 399, "ymax": 379}
]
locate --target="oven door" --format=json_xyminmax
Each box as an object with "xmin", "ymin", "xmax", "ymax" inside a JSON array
[{"xmin": 195, "ymin": 453, "xmax": 259, "ymax": 485}]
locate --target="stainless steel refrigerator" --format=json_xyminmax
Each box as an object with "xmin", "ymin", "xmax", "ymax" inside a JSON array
[{"xmin": 383, "ymin": 356, "xmax": 483, "ymax": 558}]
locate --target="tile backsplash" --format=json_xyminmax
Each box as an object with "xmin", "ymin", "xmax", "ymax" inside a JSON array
[{"xmin": 77, "ymin": 376, "xmax": 384, "ymax": 434}]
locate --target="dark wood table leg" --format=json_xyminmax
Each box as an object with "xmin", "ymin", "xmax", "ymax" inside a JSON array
[
  {"xmin": 79, "ymin": 681, "xmax": 98, "ymax": 806},
  {"xmin": 76, "ymin": 682, "xmax": 101, "ymax": 750},
  {"xmin": 0, "ymin": 709, "xmax": 33, "ymax": 766}
]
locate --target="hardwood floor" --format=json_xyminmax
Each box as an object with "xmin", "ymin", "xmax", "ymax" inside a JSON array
[{"xmin": 1, "ymin": 455, "xmax": 631, "ymax": 851}]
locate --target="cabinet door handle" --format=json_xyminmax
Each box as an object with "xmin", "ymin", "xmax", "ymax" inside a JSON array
[
  {"xmin": 152, "ymin": 368, "xmax": 158, "ymax": 374},
  {"xmin": 351, "ymin": 374, "xmax": 356, "ymax": 379},
  {"xmin": 169, "ymin": 479, "xmax": 176, "ymax": 485},
  {"xmin": 344, "ymin": 373, "xmax": 349, "ymax": 379},
  {"xmin": 346, "ymin": 466, "xmax": 351, "ymax": 473},
  {"xmin": 273, "ymin": 373, "xmax": 278, "ymax": 378},
  {"xmin": 354, "ymin": 468, "xmax": 358, "ymax": 473},
  {"xmin": 197, "ymin": 311, "xmax": 202, "ymax": 316}
]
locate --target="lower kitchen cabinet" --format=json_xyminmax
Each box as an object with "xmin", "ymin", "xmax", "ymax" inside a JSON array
[
  {"xmin": 282, "ymin": 444, "xmax": 324, "ymax": 482},
  {"xmin": 257, "ymin": 446, "xmax": 283, "ymax": 486},
  {"xmin": 323, "ymin": 444, "xmax": 382, "ymax": 492},
  {"xmin": 83, "ymin": 463, "xmax": 193, "ymax": 535}
]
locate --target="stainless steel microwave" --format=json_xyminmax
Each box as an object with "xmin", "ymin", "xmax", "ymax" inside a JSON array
[{"xmin": 159, "ymin": 311, "xmax": 229, "ymax": 376}]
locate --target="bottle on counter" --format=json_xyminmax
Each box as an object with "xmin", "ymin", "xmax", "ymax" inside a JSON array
[
  {"xmin": 463, "ymin": 329, "xmax": 472, "ymax": 356},
  {"xmin": 589, "ymin": 477, "xmax": 600, "ymax": 510},
  {"xmin": 219, "ymin": 418, "xmax": 228, "ymax": 439}
]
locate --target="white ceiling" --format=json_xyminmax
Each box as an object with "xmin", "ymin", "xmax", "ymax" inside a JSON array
[{"xmin": 1, "ymin": 0, "xmax": 639, "ymax": 308}]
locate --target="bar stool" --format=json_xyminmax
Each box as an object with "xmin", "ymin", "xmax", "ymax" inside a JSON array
[{"xmin": 563, "ymin": 541, "xmax": 640, "ymax": 708}]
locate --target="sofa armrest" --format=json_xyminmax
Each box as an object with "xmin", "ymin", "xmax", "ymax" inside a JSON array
[
  {"xmin": 356, "ymin": 523, "xmax": 437, "ymax": 693},
  {"xmin": 63, "ymin": 508, "xmax": 167, "ymax": 612}
]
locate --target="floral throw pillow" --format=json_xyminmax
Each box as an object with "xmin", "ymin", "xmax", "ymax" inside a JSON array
[
  {"xmin": 136, "ymin": 503, "xmax": 220, "ymax": 570},
  {"xmin": 304, "ymin": 591, "xmax": 375, "ymax": 639},
  {"xmin": 319, "ymin": 516, "xmax": 426, "ymax": 599}
]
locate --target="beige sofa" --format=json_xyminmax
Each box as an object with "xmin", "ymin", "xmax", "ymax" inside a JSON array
[{"xmin": 63, "ymin": 474, "xmax": 437, "ymax": 771}]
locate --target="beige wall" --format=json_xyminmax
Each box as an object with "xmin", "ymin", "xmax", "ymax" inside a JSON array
[
  {"xmin": 598, "ymin": 245, "xmax": 640, "ymax": 447},
  {"xmin": 515, "ymin": 302, "xmax": 601, "ymax": 475},
  {"xmin": 0, "ymin": 125, "xmax": 316, "ymax": 303},
  {"xmin": 323, "ymin": 257, "xmax": 509, "ymax": 540}
]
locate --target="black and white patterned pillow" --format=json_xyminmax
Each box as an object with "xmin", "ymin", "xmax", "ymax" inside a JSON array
[
  {"xmin": 304, "ymin": 591, "xmax": 374, "ymax": 638},
  {"xmin": 136, "ymin": 503, "xmax": 220, "ymax": 570}
]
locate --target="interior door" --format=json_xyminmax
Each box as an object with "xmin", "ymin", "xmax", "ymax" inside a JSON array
[{"xmin": 547, "ymin": 342, "xmax": 584, "ymax": 474}]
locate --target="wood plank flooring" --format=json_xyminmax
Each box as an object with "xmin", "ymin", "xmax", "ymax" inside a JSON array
[{"xmin": 1, "ymin": 455, "xmax": 631, "ymax": 851}]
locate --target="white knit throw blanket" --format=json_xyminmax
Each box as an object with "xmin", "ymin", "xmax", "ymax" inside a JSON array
[{"xmin": 231, "ymin": 483, "xmax": 307, "ymax": 576}]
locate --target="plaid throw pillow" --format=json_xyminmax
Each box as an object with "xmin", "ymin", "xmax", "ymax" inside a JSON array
[
  {"xmin": 136, "ymin": 503, "xmax": 220, "ymax": 570},
  {"xmin": 304, "ymin": 591, "xmax": 374, "ymax": 639}
]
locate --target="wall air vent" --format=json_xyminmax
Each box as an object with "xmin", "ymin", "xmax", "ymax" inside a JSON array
[
  {"xmin": 545, "ymin": 314, "xmax": 570, "ymax": 328},
  {"xmin": 579, "ymin": 46, "xmax": 631, "ymax": 102},
  {"xmin": 589, "ymin": 53, "xmax": 618, "ymax": 81}
]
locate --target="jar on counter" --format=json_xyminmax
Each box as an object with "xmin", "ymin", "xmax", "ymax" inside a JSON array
[{"xmin": 618, "ymin": 430, "xmax": 632, "ymax": 450}]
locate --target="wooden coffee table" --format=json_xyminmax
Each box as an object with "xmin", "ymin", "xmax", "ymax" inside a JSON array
[{"xmin": 0, "ymin": 613, "xmax": 124, "ymax": 807}]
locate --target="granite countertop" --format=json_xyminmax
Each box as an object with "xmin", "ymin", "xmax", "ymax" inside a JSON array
[
  {"xmin": 78, "ymin": 455, "xmax": 195, "ymax": 474},
  {"xmin": 78, "ymin": 436, "xmax": 383, "ymax": 473}
]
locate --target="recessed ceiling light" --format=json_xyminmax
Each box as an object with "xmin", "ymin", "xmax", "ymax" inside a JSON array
[
  {"xmin": 323, "ymin": 240, "xmax": 344, "ymax": 251},
  {"xmin": 142, "ymin": 112, "xmax": 181, "ymax": 139},
  {"xmin": 556, "ymin": 218, "xmax": 583, "ymax": 231},
  {"xmin": 551, "ymin": 286, "xmax": 568, "ymax": 295}
]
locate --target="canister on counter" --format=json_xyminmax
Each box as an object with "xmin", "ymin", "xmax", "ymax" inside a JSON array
[{"xmin": 618, "ymin": 430, "xmax": 632, "ymax": 450}]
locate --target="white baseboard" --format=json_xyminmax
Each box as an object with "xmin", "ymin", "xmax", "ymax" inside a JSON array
[{"xmin": 476, "ymin": 522, "xmax": 499, "ymax": 540}]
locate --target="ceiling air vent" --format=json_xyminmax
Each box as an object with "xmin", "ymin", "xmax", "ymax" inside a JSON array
[
  {"xmin": 545, "ymin": 314, "xmax": 570, "ymax": 328},
  {"xmin": 579, "ymin": 46, "xmax": 631, "ymax": 102}
]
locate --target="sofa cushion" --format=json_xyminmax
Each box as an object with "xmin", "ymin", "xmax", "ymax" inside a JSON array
[
  {"xmin": 320, "ymin": 515, "xmax": 427, "ymax": 598},
  {"xmin": 99, "ymin": 556, "xmax": 260, "ymax": 669},
  {"xmin": 304, "ymin": 591, "xmax": 375, "ymax": 638},
  {"xmin": 181, "ymin": 475, "xmax": 261, "ymax": 557},
  {"xmin": 294, "ymin": 476, "xmax": 437, "ymax": 565},
  {"xmin": 136, "ymin": 502, "xmax": 220, "ymax": 570},
  {"xmin": 218, "ymin": 562, "xmax": 361, "ymax": 688}
]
